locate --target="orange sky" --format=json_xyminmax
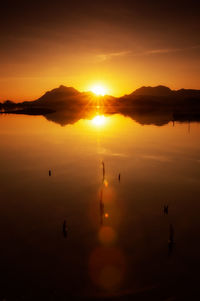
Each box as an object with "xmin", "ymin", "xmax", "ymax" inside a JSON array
[{"xmin": 0, "ymin": 0, "xmax": 200, "ymax": 101}]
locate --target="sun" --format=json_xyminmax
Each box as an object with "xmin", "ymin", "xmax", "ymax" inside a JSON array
[{"xmin": 90, "ymin": 85, "xmax": 108, "ymax": 96}]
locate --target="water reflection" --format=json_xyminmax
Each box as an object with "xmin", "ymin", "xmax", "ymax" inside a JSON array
[
  {"xmin": 102, "ymin": 161, "xmax": 105, "ymax": 182},
  {"xmin": 92, "ymin": 115, "xmax": 107, "ymax": 127},
  {"xmin": 0, "ymin": 113, "xmax": 200, "ymax": 299},
  {"xmin": 63, "ymin": 220, "xmax": 68, "ymax": 238},
  {"xmin": 89, "ymin": 247, "xmax": 126, "ymax": 291},
  {"xmin": 164, "ymin": 205, "xmax": 169, "ymax": 215},
  {"xmin": 42, "ymin": 107, "xmax": 200, "ymax": 127},
  {"xmin": 168, "ymin": 224, "xmax": 175, "ymax": 257},
  {"xmin": 100, "ymin": 189, "xmax": 104, "ymax": 225}
]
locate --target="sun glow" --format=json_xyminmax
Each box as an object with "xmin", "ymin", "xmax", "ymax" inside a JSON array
[
  {"xmin": 90, "ymin": 85, "xmax": 108, "ymax": 96},
  {"xmin": 91, "ymin": 115, "xmax": 107, "ymax": 127}
]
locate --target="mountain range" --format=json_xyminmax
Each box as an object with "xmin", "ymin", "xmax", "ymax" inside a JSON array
[
  {"xmin": 1, "ymin": 85, "xmax": 200, "ymax": 126},
  {"xmin": 1, "ymin": 84, "xmax": 200, "ymax": 108}
]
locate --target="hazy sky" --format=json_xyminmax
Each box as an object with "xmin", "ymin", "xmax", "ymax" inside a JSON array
[{"xmin": 1, "ymin": 0, "xmax": 200, "ymax": 100}]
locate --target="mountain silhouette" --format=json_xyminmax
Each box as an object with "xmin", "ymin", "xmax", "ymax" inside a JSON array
[
  {"xmin": 130, "ymin": 85, "xmax": 200, "ymax": 98},
  {"xmin": 131, "ymin": 85, "xmax": 173, "ymax": 97},
  {"xmin": 34, "ymin": 85, "xmax": 90, "ymax": 108},
  {"xmin": 1, "ymin": 85, "xmax": 200, "ymax": 126},
  {"xmin": 37, "ymin": 85, "xmax": 80, "ymax": 100}
]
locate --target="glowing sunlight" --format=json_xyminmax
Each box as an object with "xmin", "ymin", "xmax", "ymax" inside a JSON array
[
  {"xmin": 91, "ymin": 115, "xmax": 107, "ymax": 127},
  {"xmin": 90, "ymin": 85, "xmax": 108, "ymax": 96}
]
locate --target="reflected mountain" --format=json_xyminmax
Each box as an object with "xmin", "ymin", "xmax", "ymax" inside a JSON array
[
  {"xmin": 121, "ymin": 111, "xmax": 174, "ymax": 126},
  {"xmin": 44, "ymin": 109, "xmax": 94, "ymax": 126},
  {"xmin": 1, "ymin": 85, "xmax": 200, "ymax": 126}
]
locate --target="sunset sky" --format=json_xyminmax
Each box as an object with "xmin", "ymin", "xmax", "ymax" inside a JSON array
[{"xmin": 1, "ymin": 0, "xmax": 200, "ymax": 101}]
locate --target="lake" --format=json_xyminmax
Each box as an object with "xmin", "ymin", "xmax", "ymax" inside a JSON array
[{"xmin": 0, "ymin": 112, "xmax": 200, "ymax": 300}]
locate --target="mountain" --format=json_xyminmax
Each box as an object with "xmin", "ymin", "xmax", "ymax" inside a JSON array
[
  {"xmin": 34, "ymin": 85, "xmax": 87, "ymax": 108},
  {"xmin": 117, "ymin": 85, "xmax": 200, "ymax": 111},
  {"xmin": 130, "ymin": 85, "xmax": 200, "ymax": 98},
  {"xmin": 175, "ymin": 89, "xmax": 200, "ymax": 98},
  {"xmin": 37, "ymin": 85, "xmax": 80, "ymax": 100},
  {"xmin": 131, "ymin": 85, "xmax": 173, "ymax": 97}
]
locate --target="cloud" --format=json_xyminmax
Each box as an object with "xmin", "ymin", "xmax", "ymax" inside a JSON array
[
  {"xmin": 96, "ymin": 45, "xmax": 200, "ymax": 62},
  {"xmin": 143, "ymin": 48, "xmax": 181, "ymax": 55},
  {"xmin": 141, "ymin": 45, "xmax": 200, "ymax": 56},
  {"xmin": 96, "ymin": 50, "xmax": 131, "ymax": 62}
]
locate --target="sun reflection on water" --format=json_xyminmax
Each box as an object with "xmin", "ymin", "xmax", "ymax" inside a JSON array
[{"xmin": 91, "ymin": 115, "xmax": 107, "ymax": 127}]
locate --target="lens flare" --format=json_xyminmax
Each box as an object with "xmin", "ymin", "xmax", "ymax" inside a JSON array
[
  {"xmin": 89, "ymin": 247, "xmax": 126, "ymax": 290},
  {"xmin": 98, "ymin": 226, "xmax": 117, "ymax": 245}
]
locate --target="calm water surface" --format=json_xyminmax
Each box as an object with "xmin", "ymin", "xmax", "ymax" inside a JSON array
[{"xmin": 0, "ymin": 113, "xmax": 200, "ymax": 300}]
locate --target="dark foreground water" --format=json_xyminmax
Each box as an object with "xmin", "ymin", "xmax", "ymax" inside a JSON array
[{"xmin": 0, "ymin": 113, "xmax": 200, "ymax": 300}]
